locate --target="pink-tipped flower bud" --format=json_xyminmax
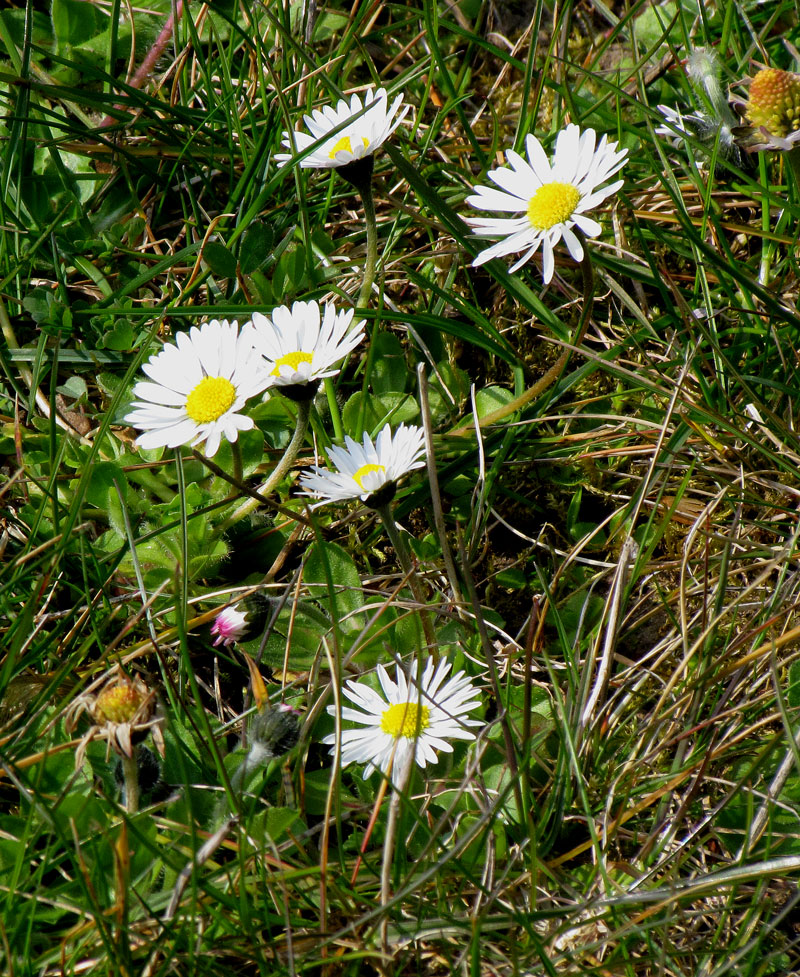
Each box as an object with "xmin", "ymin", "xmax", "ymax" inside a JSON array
[{"xmin": 211, "ymin": 593, "xmax": 271, "ymax": 648}]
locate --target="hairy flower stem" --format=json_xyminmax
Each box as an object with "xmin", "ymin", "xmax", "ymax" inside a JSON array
[
  {"xmin": 121, "ymin": 750, "xmax": 140, "ymax": 814},
  {"xmin": 451, "ymin": 239, "xmax": 595, "ymax": 435},
  {"xmin": 375, "ymin": 504, "xmax": 437, "ymax": 660},
  {"xmin": 219, "ymin": 398, "xmax": 311, "ymax": 530},
  {"xmin": 379, "ymin": 752, "xmax": 413, "ymax": 956},
  {"xmin": 230, "ymin": 440, "xmax": 243, "ymax": 485},
  {"xmin": 357, "ymin": 179, "xmax": 379, "ymax": 310},
  {"xmin": 100, "ymin": 0, "xmax": 184, "ymax": 128}
]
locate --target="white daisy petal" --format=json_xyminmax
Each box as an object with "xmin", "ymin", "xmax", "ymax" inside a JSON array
[
  {"xmin": 505, "ymin": 244, "xmax": 539, "ymax": 274},
  {"xmin": 466, "ymin": 185, "xmax": 530, "ymax": 212},
  {"xmin": 325, "ymin": 658, "xmax": 482, "ymax": 785},
  {"xmin": 561, "ymin": 225, "xmax": 584, "ymax": 262},
  {"xmin": 248, "ymin": 299, "xmax": 365, "ymax": 389},
  {"xmin": 299, "ymin": 422, "xmax": 426, "ymax": 506},
  {"xmin": 466, "ymin": 215, "xmax": 532, "ymax": 238},
  {"xmin": 123, "ymin": 319, "xmax": 270, "ymax": 458},
  {"xmin": 464, "ymin": 124, "xmax": 628, "ymax": 282},
  {"xmin": 129, "ymin": 381, "xmax": 188, "ymax": 408},
  {"xmin": 572, "ymin": 213, "xmax": 603, "ymax": 238},
  {"xmin": 541, "ymin": 237, "xmax": 556, "ymax": 284},
  {"xmin": 521, "ymin": 134, "xmax": 552, "ymax": 184},
  {"xmin": 275, "ymin": 86, "xmax": 408, "ymax": 170}
]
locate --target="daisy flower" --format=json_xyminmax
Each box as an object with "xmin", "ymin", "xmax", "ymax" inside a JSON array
[
  {"xmin": 275, "ymin": 86, "xmax": 408, "ymax": 170},
  {"xmin": 299, "ymin": 423, "xmax": 426, "ymax": 506},
  {"xmin": 249, "ymin": 300, "xmax": 365, "ymax": 396},
  {"xmin": 324, "ymin": 658, "xmax": 482, "ymax": 784},
  {"xmin": 464, "ymin": 124, "xmax": 628, "ymax": 284},
  {"xmin": 124, "ymin": 319, "xmax": 270, "ymax": 458}
]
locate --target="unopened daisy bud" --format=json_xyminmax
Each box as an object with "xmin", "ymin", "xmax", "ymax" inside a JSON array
[
  {"xmin": 747, "ymin": 68, "xmax": 800, "ymax": 138},
  {"xmin": 211, "ymin": 593, "xmax": 271, "ymax": 648},
  {"xmin": 249, "ymin": 703, "xmax": 302, "ymax": 758},
  {"xmin": 94, "ymin": 681, "xmax": 145, "ymax": 725},
  {"xmin": 687, "ymin": 47, "xmax": 734, "ymax": 123},
  {"xmin": 229, "ymin": 704, "xmax": 303, "ymax": 794}
]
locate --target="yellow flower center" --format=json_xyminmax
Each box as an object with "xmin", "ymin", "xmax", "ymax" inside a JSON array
[
  {"xmin": 329, "ymin": 135, "xmax": 370, "ymax": 159},
  {"xmin": 272, "ymin": 350, "xmax": 313, "ymax": 376},
  {"xmin": 353, "ymin": 462, "xmax": 386, "ymax": 489},
  {"xmin": 527, "ymin": 182, "xmax": 581, "ymax": 230},
  {"xmin": 380, "ymin": 701, "xmax": 430, "ymax": 739},
  {"xmin": 185, "ymin": 376, "xmax": 236, "ymax": 424}
]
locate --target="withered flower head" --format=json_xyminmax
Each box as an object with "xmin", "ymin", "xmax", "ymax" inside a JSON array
[
  {"xmin": 94, "ymin": 681, "xmax": 147, "ymax": 725},
  {"xmin": 748, "ymin": 68, "xmax": 800, "ymax": 137},
  {"xmin": 65, "ymin": 667, "xmax": 163, "ymax": 768},
  {"xmin": 734, "ymin": 67, "xmax": 800, "ymax": 151}
]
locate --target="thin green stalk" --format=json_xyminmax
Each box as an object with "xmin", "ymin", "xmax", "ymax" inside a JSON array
[
  {"xmin": 380, "ymin": 754, "xmax": 412, "ymax": 957},
  {"xmin": 219, "ymin": 398, "xmax": 311, "ymax": 530},
  {"xmin": 323, "ymin": 376, "xmax": 344, "ymax": 442},
  {"xmin": 786, "ymin": 146, "xmax": 800, "ymax": 193},
  {"xmin": 357, "ymin": 179, "xmax": 378, "ymax": 310},
  {"xmin": 374, "ymin": 503, "xmax": 437, "ymax": 660},
  {"xmin": 230, "ymin": 440, "xmax": 243, "ymax": 486}
]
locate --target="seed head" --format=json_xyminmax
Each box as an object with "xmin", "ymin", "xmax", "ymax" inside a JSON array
[
  {"xmin": 94, "ymin": 682, "xmax": 146, "ymax": 725},
  {"xmin": 747, "ymin": 68, "xmax": 800, "ymax": 138}
]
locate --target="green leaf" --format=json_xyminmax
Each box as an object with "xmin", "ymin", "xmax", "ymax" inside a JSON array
[
  {"xmin": 56, "ymin": 375, "xmax": 87, "ymax": 402},
  {"xmin": 239, "ymin": 223, "xmax": 275, "ymax": 274},
  {"xmin": 273, "ymin": 244, "xmax": 308, "ymax": 300},
  {"xmin": 495, "ymin": 568, "xmax": 527, "ymax": 589},
  {"xmin": 787, "ymin": 661, "xmax": 800, "ymax": 715},
  {"xmin": 51, "ymin": 0, "xmax": 100, "ymax": 49},
  {"xmin": 370, "ymin": 330, "xmax": 409, "ymax": 395},
  {"xmin": 304, "ymin": 540, "xmax": 364, "ymax": 632},
  {"xmin": 341, "ymin": 391, "xmax": 419, "ymax": 434},
  {"xmin": 22, "ymin": 288, "xmax": 56, "ymax": 324},
  {"xmin": 203, "ymin": 241, "xmax": 238, "ymax": 279},
  {"xmin": 84, "ymin": 460, "xmax": 128, "ymax": 511},
  {"xmin": 101, "ymin": 320, "xmax": 134, "ymax": 351},
  {"xmin": 259, "ymin": 806, "xmax": 300, "ymax": 842},
  {"xmin": 475, "ymin": 385, "xmax": 513, "ymax": 419}
]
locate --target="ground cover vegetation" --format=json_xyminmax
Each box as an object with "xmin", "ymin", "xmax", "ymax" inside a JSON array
[{"xmin": 3, "ymin": 0, "xmax": 800, "ymax": 973}]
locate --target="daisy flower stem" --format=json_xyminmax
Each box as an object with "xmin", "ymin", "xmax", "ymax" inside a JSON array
[
  {"xmin": 219, "ymin": 399, "xmax": 312, "ymax": 530},
  {"xmin": 380, "ymin": 752, "xmax": 412, "ymax": 954},
  {"xmin": 375, "ymin": 503, "xmax": 438, "ymax": 660},
  {"xmin": 357, "ymin": 180, "xmax": 378, "ymax": 309},
  {"xmin": 323, "ymin": 376, "xmax": 344, "ymax": 443},
  {"xmin": 121, "ymin": 749, "xmax": 140, "ymax": 814},
  {"xmin": 350, "ymin": 773, "xmax": 391, "ymax": 885},
  {"xmin": 230, "ymin": 440, "xmax": 243, "ymax": 485},
  {"xmin": 451, "ymin": 238, "xmax": 595, "ymax": 435}
]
